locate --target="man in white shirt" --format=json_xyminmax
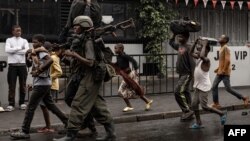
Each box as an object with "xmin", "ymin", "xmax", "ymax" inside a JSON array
[{"xmin": 5, "ymin": 25, "xmax": 29, "ymax": 111}]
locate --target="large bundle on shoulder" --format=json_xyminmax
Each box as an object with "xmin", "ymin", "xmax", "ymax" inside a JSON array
[{"xmin": 170, "ymin": 17, "xmax": 201, "ymax": 34}]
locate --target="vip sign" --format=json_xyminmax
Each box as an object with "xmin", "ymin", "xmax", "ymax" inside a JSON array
[{"xmin": 208, "ymin": 47, "xmax": 250, "ymax": 87}]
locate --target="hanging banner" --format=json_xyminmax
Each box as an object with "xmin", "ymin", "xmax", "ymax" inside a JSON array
[
  {"xmin": 230, "ymin": 1, "xmax": 235, "ymax": 9},
  {"xmin": 164, "ymin": 0, "xmax": 249, "ymax": 10},
  {"xmin": 212, "ymin": 0, "xmax": 217, "ymax": 9},
  {"xmin": 203, "ymin": 0, "xmax": 208, "ymax": 8},
  {"xmin": 238, "ymin": 1, "xmax": 243, "ymax": 10},
  {"xmin": 194, "ymin": 0, "xmax": 199, "ymax": 7},
  {"xmin": 221, "ymin": 0, "xmax": 227, "ymax": 9}
]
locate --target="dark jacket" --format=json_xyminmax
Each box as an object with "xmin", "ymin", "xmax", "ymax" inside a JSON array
[
  {"xmin": 116, "ymin": 53, "xmax": 138, "ymax": 71},
  {"xmin": 169, "ymin": 37, "xmax": 195, "ymax": 76}
]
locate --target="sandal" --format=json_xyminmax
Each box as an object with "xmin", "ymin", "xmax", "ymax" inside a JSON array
[
  {"xmin": 37, "ymin": 127, "xmax": 55, "ymax": 133},
  {"xmin": 189, "ymin": 123, "xmax": 204, "ymax": 129},
  {"xmin": 220, "ymin": 110, "xmax": 228, "ymax": 125}
]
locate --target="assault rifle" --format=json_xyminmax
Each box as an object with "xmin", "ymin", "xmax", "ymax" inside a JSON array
[
  {"xmin": 58, "ymin": 18, "xmax": 135, "ymax": 50},
  {"xmin": 93, "ymin": 18, "xmax": 135, "ymax": 37}
]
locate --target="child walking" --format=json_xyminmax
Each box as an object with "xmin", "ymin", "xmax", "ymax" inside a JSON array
[
  {"xmin": 37, "ymin": 42, "xmax": 63, "ymax": 133},
  {"xmin": 113, "ymin": 43, "xmax": 153, "ymax": 112},
  {"xmin": 190, "ymin": 39, "xmax": 227, "ymax": 129},
  {"xmin": 10, "ymin": 34, "xmax": 68, "ymax": 140}
]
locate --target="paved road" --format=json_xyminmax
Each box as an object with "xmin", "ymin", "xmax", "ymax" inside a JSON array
[
  {"xmin": 1, "ymin": 109, "xmax": 250, "ymax": 141},
  {"xmin": 1, "ymin": 87, "xmax": 249, "ymax": 132}
]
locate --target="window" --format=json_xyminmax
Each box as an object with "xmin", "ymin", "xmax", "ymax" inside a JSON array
[{"xmin": 0, "ymin": 0, "xmax": 60, "ymax": 41}]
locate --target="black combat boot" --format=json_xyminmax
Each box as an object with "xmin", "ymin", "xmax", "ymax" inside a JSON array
[
  {"xmin": 53, "ymin": 130, "xmax": 78, "ymax": 141},
  {"xmin": 96, "ymin": 123, "xmax": 116, "ymax": 141}
]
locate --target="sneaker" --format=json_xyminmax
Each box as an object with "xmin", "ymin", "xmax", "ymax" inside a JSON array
[
  {"xmin": 0, "ymin": 107, "xmax": 4, "ymax": 112},
  {"xmin": 123, "ymin": 107, "xmax": 134, "ymax": 112},
  {"xmin": 5, "ymin": 105, "xmax": 15, "ymax": 112},
  {"xmin": 220, "ymin": 111, "xmax": 228, "ymax": 125},
  {"xmin": 243, "ymin": 96, "xmax": 249, "ymax": 107},
  {"xmin": 10, "ymin": 130, "xmax": 30, "ymax": 139},
  {"xmin": 210, "ymin": 103, "xmax": 221, "ymax": 109},
  {"xmin": 37, "ymin": 127, "xmax": 55, "ymax": 133},
  {"xmin": 145, "ymin": 100, "xmax": 153, "ymax": 111},
  {"xmin": 20, "ymin": 104, "xmax": 27, "ymax": 110}
]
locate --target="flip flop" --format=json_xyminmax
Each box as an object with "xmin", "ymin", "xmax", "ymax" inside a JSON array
[
  {"xmin": 189, "ymin": 123, "xmax": 204, "ymax": 129},
  {"xmin": 242, "ymin": 111, "xmax": 248, "ymax": 116}
]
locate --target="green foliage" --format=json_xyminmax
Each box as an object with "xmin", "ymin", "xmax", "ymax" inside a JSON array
[{"xmin": 137, "ymin": 0, "xmax": 176, "ymax": 75}]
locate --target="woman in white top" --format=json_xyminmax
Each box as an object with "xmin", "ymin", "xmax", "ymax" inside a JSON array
[{"xmin": 189, "ymin": 38, "xmax": 227, "ymax": 129}]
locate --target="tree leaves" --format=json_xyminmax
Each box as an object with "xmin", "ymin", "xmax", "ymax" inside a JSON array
[{"xmin": 137, "ymin": 0, "xmax": 177, "ymax": 74}]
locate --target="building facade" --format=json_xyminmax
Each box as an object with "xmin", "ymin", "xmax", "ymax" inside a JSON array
[
  {"xmin": 172, "ymin": 0, "xmax": 250, "ymax": 46},
  {"xmin": 0, "ymin": 0, "xmax": 139, "ymax": 43}
]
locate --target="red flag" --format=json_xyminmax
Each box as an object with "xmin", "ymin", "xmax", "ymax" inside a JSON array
[
  {"xmin": 176, "ymin": 0, "xmax": 179, "ymax": 5},
  {"xmin": 194, "ymin": 0, "xmax": 199, "ymax": 7},
  {"xmin": 230, "ymin": 1, "xmax": 235, "ymax": 9},
  {"xmin": 212, "ymin": 0, "xmax": 217, "ymax": 9},
  {"xmin": 248, "ymin": 2, "xmax": 250, "ymax": 10}
]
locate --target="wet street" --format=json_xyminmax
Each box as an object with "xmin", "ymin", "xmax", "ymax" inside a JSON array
[{"xmin": 1, "ymin": 109, "xmax": 250, "ymax": 141}]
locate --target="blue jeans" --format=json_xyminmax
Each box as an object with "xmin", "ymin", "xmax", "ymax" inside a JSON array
[{"xmin": 212, "ymin": 75, "xmax": 244, "ymax": 103}]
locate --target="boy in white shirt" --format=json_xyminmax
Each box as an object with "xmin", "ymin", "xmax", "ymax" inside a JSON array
[{"xmin": 189, "ymin": 38, "xmax": 227, "ymax": 129}]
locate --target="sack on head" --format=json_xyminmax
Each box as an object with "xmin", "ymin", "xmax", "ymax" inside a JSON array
[{"xmin": 170, "ymin": 17, "xmax": 201, "ymax": 34}]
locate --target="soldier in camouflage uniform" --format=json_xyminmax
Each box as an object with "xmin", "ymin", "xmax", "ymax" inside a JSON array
[{"xmin": 55, "ymin": 16, "xmax": 116, "ymax": 141}]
